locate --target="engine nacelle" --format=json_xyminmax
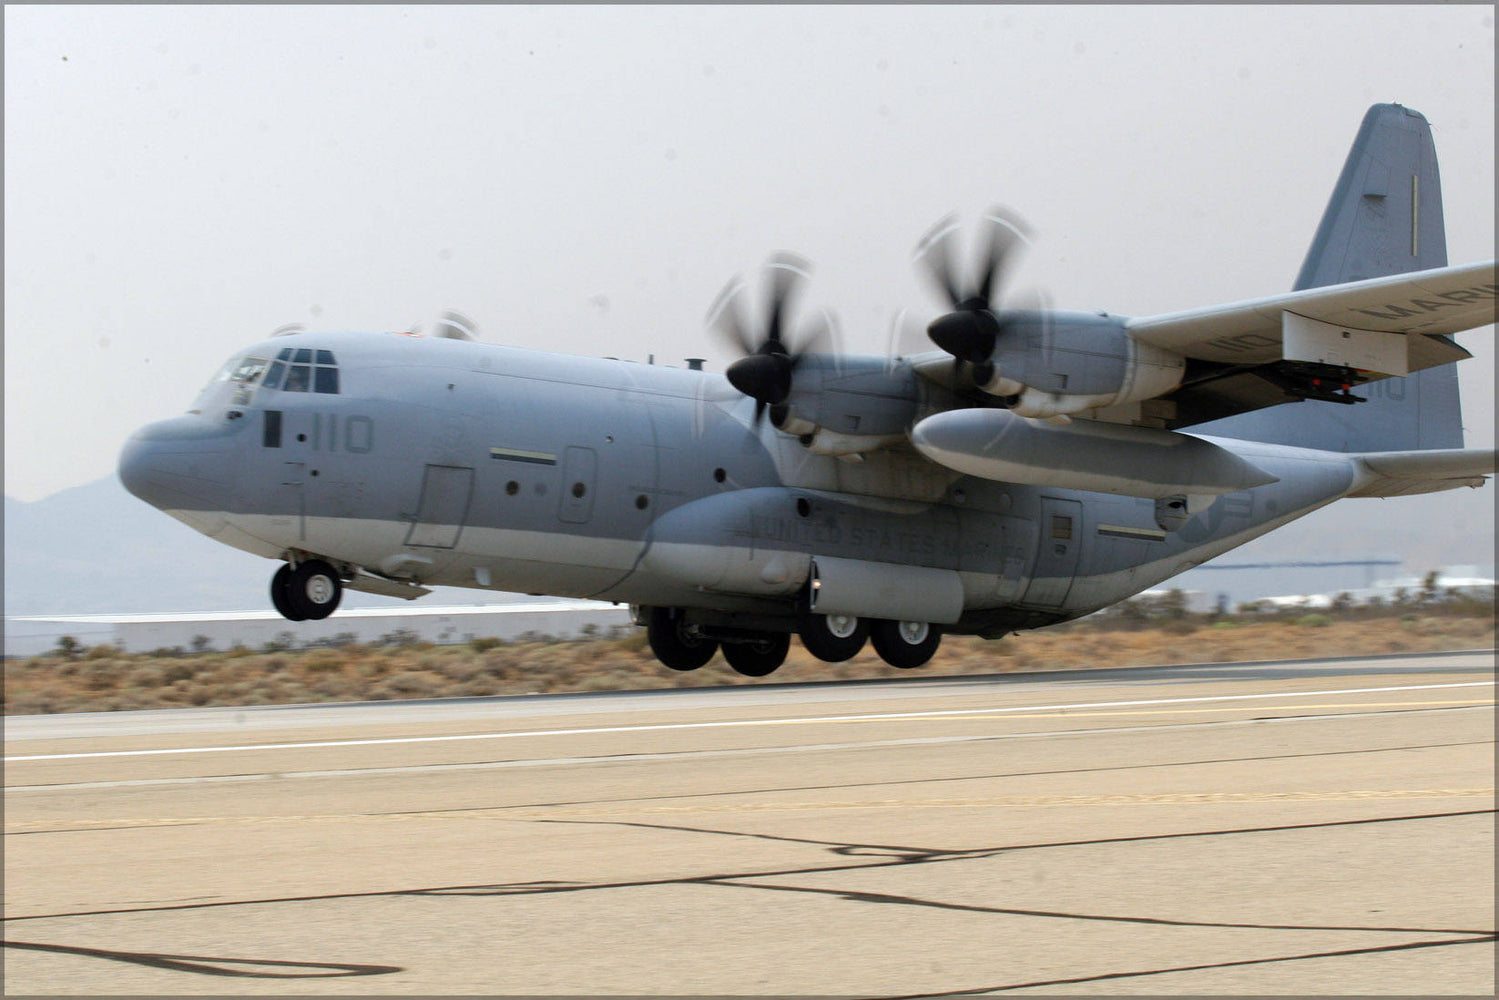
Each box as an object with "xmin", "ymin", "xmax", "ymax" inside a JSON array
[
  {"xmin": 770, "ymin": 355, "xmax": 920, "ymax": 456},
  {"xmin": 975, "ymin": 311, "xmax": 1185, "ymax": 418}
]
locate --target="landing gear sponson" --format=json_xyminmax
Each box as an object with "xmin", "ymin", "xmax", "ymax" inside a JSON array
[{"xmin": 642, "ymin": 605, "xmax": 941, "ymax": 678}]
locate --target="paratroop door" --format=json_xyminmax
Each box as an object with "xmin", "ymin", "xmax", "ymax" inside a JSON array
[{"xmin": 1020, "ymin": 497, "xmax": 1082, "ymax": 607}]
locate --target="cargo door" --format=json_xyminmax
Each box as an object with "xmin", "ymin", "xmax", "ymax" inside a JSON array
[
  {"xmin": 1021, "ymin": 497, "xmax": 1082, "ymax": 607},
  {"xmin": 405, "ymin": 465, "xmax": 474, "ymax": 548}
]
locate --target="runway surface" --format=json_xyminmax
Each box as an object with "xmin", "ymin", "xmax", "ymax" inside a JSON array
[{"xmin": 4, "ymin": 650, "xmax": 1494, "ymax": 996}]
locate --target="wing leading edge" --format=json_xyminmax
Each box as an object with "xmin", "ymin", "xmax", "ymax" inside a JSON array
[{"xmin": 1126, "ymin": 261, "xmax": 1495, "ymax": 365}]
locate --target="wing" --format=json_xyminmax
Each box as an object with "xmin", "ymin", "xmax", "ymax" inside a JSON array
[
  {"xmin": 1127, "ymin": 261, "xmax": 1496, "ymax": 361},
  {"xmin": 1119, "ymin": 262, "xmax": 1495, "ymax": 430}
]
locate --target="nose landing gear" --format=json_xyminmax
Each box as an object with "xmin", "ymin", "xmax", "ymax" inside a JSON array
[{"xmin": 270, "ymin": 559, "xmax": 344, "ymax": 621}]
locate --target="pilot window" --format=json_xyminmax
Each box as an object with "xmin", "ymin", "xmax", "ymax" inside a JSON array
[
  {"xmin": 214, "ymin": 356, "xmax": 270, "ymax": 406},
  {"xmin": 271, "ymin": 348, "xmax": 340, "ymax": 394}
]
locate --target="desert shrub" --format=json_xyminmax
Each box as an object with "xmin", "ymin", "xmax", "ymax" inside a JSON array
[
  {"xmin": 302, "ymin": 650, "xmax": 344, "ymax": 673},
  {"xmin": 373, "ymin": 670, "xmax": 442, "ymax": 698},
  {"xmin": 469, "ymin": 636, "xmax": 505, "ymax": 652},
  {"xmin": 1295, "ymin": 613, "xmax": 1333, "ymax": 628},
  {"xmin": 376, "ymin": 628, "xmax": 422, "ymax": 648},
  {"xmin": 262, "ymin": 632, "xmax": 298, "ymax": 652}
]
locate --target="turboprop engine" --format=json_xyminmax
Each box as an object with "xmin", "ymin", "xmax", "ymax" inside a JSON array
[
  {"xmin": 767, "ymin": 355, "xmax": 919, "ymax": 457},
  {"xmin": 935, "ymin": 310, "xmax": 1187, "ymax": 418},
  {"xmin": 916, "ymin": 208, "xmax": 1186, "ymax": 418}
]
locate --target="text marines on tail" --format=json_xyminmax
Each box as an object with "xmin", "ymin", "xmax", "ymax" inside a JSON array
[{"xmin": 121, "ymin": 104, "xmax": 1496, "ymax": 677}]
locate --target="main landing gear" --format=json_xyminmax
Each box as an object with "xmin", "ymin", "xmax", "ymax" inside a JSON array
[
  {"xmin": 647, "ymin": 607, "xmax": 793, "ymax": 678},
  {"xmin": 643, "ymin": 606, "xmax": 943, "ymax": 677},
  {"xmin": 270, "ymin": 559, "xmax": 343, "ymax": 621}
]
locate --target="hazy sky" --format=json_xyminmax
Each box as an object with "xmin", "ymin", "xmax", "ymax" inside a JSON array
[{"xmin": 5, "ymin": 5, "xmax": 1494, "ymax": 503}]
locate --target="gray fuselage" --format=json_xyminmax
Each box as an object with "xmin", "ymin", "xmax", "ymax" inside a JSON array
[{"xmin": 119, "ymin": 330, "xmax": 1358, "ymax": 637}]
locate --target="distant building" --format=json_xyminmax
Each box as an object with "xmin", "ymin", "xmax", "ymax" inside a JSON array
[{"xmin": 3, "ymin": 601, "xmax": 632, "ymax": 658}]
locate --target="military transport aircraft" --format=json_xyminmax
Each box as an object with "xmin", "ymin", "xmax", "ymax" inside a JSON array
[{"xmin": 119, "ymin": 104, "xmax": 1495, "ymax": 676}]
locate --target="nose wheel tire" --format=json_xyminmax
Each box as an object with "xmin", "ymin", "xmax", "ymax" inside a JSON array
[
  {"xmin": 272, "ymin": 560, "xmax": 343, "ymax": 621},
  {"xmin": 270, "ymin": 564, "xmax": 307, "ymax": 622},
  {"xmin": 723, "ymin": 632, "xmax": 791, "ymax": 677},
  {"xmin": 646, "ymin": 607, "xmax": 718, "ymax": 671},
  {"xmin": 870, "ymin": 619, "xmax": 941, "ymax": 669},
  {"xmin": 798, "ymin": 613, "xmax": 869, "ymax": 662}
]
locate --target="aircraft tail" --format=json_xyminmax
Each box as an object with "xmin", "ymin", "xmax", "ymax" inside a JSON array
[{"xmin": 1195, "ymin": 103, "xmax": 1466, "ymax": 452}]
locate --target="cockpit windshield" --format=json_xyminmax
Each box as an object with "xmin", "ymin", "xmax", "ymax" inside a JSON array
[
  {"xmin": 197, "ymin": 348, "xmax": 342, "ymax": 413},
  {"xmin": 214, "ymin": 356, "xmax": 271, "ymax": 385},
  {"xmin": 204, "ymin": 355, "xmax": 272, "ymax": 407}
]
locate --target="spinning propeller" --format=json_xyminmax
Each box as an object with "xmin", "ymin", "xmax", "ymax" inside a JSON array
[
  {"xmin": 711, "ymin": 252, "xmax": 837, "ymax": 425},
  {"xmin": 409, "ymin": 309, "xmax": 480, "ymax": 340},
  {"xmin": 914, "ymin": 206, "xmax": 1035, "ymax": 380}
]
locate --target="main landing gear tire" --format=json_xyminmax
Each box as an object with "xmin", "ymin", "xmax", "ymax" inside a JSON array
[
  {"xmin": 798, "ymin": 613, "xmax": 869, "ymax": 663},
  {"xmin": 270, "ymin": 564, "xmax": 307, "ymax": 622},
  {"xmin": 647, "ymin": 607, "xmax": 718, "ymax": 671},
  {"xmin": 723, "ymin": 632, "xmax": 791, "ymax": 678},
  {"xmin": 870, "ymin": 619, "xmax": 942, "ymax": 669}
]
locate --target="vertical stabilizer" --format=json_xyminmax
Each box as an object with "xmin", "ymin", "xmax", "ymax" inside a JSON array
[{"xmin": 1194, "ymin": 104, "xmax": 1465, "ymax": 452}]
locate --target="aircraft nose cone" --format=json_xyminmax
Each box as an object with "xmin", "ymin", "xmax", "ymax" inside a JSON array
[{"xmin": 118, "ymin": 415, "xmax": 239, "ymax": 513}]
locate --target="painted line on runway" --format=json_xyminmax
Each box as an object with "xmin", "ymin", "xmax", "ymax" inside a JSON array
[
  {"xmin": 5, "ymin": 705, "xmax": 1492, "ymax": 792},
  {"xmin": 5, "ymin": 680, "xmax": 1492, "ymax": 763}
]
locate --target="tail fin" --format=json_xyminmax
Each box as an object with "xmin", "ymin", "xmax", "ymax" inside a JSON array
[{"xmin": 1196, "ymin": 104, "xmax": 1465, "ymax": 452}]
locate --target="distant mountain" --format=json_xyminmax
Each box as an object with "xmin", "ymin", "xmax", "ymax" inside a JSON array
[{"xmin": 3, "ymin": 472, "xmax": 1492, "ymax": 618}]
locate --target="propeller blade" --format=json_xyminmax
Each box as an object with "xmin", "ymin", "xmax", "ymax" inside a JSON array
[
  {"xmin": 913, "ymin": 213, "xmax": 963, "ymax": 309},
  {"xmin": 763, "ymin": 252, "xmax": 811, "ymax": 350},
  {"xmin": 432, "ymin": 309, "xmax": 478, "ymax": 341},
  {"xmin": 974, "ymin": 205, "xmax": 1032, "ymax": 306},
  {"xmin": 707, "ymin": 277, "xmax": 757, "ymax": 357}
]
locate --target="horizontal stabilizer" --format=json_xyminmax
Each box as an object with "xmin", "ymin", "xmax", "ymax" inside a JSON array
[
  {"xmin": 1345, "ymin": 447, "xmax": 1496, "ymax": 498},
  {"xmin": 910, "ymin": 409, "xmax": 1278, "ymax": 499}
]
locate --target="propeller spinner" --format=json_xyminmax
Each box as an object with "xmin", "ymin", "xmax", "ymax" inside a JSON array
[
  {"xmin": 914, "ymin": 207, "xmax": 1032, "ymax": 374},
  {"xmin": 711, "ymin": 253, "xmax": 836, "ymax": 425}
]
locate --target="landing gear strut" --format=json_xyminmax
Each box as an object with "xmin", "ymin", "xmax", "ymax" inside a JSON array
[{"xmin": 270, "ymin": 559, "xmax": 343, "ymax": 621}]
